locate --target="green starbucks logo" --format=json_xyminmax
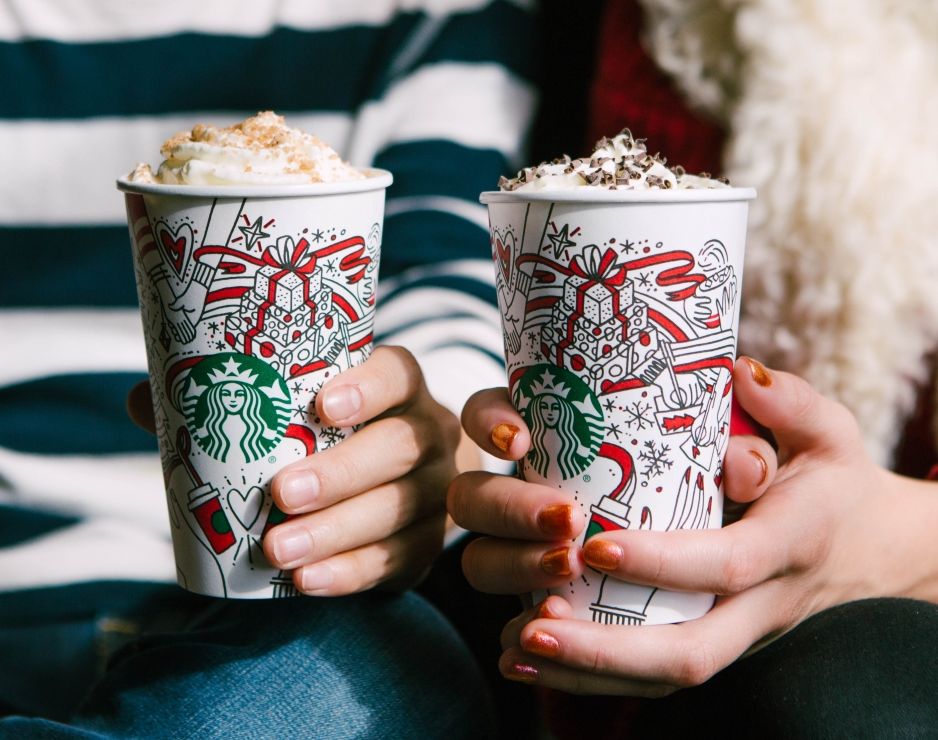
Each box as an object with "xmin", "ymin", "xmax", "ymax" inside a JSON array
[
  {"xmin": 183, "ymin": 353, "xmax": 290, "ymax": 463},
  {"xmin": 514, "ymin": 364, "xmax": 604, "ymax": 480}
]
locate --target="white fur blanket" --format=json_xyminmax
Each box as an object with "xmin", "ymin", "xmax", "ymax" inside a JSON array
[{"xmin": 639, "ymin": 0, "xmax": 938, "ymax": 465}]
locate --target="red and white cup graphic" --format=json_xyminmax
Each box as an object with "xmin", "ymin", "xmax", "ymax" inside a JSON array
[
  {"xmin": 481, "ymin": 186, "xmax": 755, "ymax": 624},
  {"xmin": 119, "ymin": 173, "xmax": 391, "ymax": 598}
]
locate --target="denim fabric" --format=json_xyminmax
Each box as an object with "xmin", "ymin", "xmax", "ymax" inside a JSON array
[{"xmin": 0, "ymin": 583, "xmax": 496, "ymax": 739}]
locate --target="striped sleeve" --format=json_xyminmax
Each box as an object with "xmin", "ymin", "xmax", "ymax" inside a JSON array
[
  {"xmin": 352, "ymin": 1, "xmax": 537, "ymax": 420},
  {"xmin": 0, "ymin": 0, "xmax": 532, "ymax": 588}
]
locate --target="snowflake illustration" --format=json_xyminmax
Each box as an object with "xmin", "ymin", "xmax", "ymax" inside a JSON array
[
  {"xmin": 623, "ymin": 401, "xmax": 653, "ymax": 430},
  {"xmin": 292, "ymin": 404, "xmax": 308, "ymax": 420},
  {"xmin": 606, "ymin": 422, "xmax": 623, "ymax": 441},
  {"xmin": 320, "ymin": 426, "xmax": 345, "ymax": 448},
  {"xmin": 638, "ymin": 439, "xmax": 673, "ymax": 478}
]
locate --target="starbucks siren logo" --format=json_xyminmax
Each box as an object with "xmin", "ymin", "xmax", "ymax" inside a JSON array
[
  {"xmin": 514, "ymin": 364, "xmax": 604, "ymax": 480},
  {"xmin": 183, "ymin": 353, "xmax": 291, "ymax": 463}
]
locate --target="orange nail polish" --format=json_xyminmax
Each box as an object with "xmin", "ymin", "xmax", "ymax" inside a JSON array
[
  {"xmin": 746, "ymin": 357, "xmax": 772, "ymax": 387},
  {"xmin": 491, "ymin": 423, "xmax": 519, "ymax": 453},
  {"xmin": 537, "ymin": 504, "xmax": 572, "ymax": 538},
  {"xmin": 505, "ymin": 662, "xmax": 538, "ymax": 683},
  {"xmin": 536, "ymin": 599, "xmax": 558, "ymax": 620},
  {"xmin": 583, "ymin": 539, "xmax": 623, "ymax": 570},
  {"xmin": 523, "ymin": 630, "xmax": 561, "ymax": 658},
  {"xmin": 749, "ymin": 449, "xmax": 768, "ymax": 486},
  {"xmin": 540, "ymin": 546, "xmax": 572, "ymax": 576}
]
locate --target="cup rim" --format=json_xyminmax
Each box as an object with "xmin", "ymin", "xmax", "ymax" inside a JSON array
[
  {"xmin": 116, "ymin": 168, "xmax": 393, "ymax": 198},
  {"xmin": 479, "ymin": 186, "xmax": 756, "ymax": 204}
]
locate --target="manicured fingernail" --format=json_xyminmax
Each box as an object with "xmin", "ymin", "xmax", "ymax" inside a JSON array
[
  {"xmin": 271, "ymin": 528, "xmax": 313, "ymax": 565},
  {"xmin": 504, "ymin": 662, "xmax": 538, "ymax": 683},
  {"xmin": 540, "ymin": 546, "xmax": 572, "ymax": 576},
  {"xmin": 322, "ymin": 385, "xmax": 362, "ymax": 423},
  {"xmin": 491, "ymin": 423, "xmax": 519, "ymax": 453},
  {"xmin": 537, "ymin": 504, "xmax": 572, "ymax": 538},
  {"xmin": 523, "ymin": 630, "xmax": 561, "ymax": 658},
  {"xmin": 746, "ymin": 358, "xmax": 772, "ymax": 387},
  {"xmin": 535, "ymin": 599, "xmax": 558, "ymax": 619},
  {"xmin": 750, "ymin": 449, "xmax": 768, "ymax": 486},
  {"xmin": 279, "ymin": 471, "xmax": 319, "ymax": 511},
  {"xmin": 299, "ymin": 563, "xmax": 334, "ymax": 592},
  {"xmin": 583, "ymin": 539, "xmax": 623, "ymax": 570}
]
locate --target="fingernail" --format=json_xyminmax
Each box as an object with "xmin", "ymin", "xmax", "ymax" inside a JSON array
[
  {"xmin": 537, "ymin": 504, "xmax": 572, "ymax": 538},
  {"xmin": 583, "ymin": 539, "xmax": 623, "ymax": 570},
  {"xmin": 535, "ymin": 599, "xmax": 557, "ymax": 619},
  {"xmin": 540, "ymin": 546, "xmax": 572, "ymax": 576},
  {"xmin": 523, "ymin": 630, "xmax": 561, "ymax": 658},
  {"xmin": 322, "ymin": 385, "xmax": 362, "ymax": 423},
  {"xmin": 271, "ymin": 528, "xmax": 313, "ymax": 565},
  {"xmin": 279, "ymin": 471, "xmax": 319, "ymax": 511},
  {"xmin": 504, "ymin": 662, "xmax": 538, "ymax": 683},
  {"xmin": 491, "ymin": 423, "xmax": 519, "ymax": 453},
  {"xmin": 746, "ymin": 358, "xmax": 772, "ymax": 387},
  {"xmin": 300, "ymin": 563, "xmax": 334, "ymax": 592},
  {"xmin": 749, "ymin": 449, "xmax": 768, "ymax": 486}
]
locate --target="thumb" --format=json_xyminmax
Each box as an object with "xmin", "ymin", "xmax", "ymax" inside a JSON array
[{"xmin": 732, "ymin": 357, "xmax": 860, "ymax": 458}]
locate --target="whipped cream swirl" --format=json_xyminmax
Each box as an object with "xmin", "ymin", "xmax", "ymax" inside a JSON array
[{"xmin": 129, "ymin": 111, "xmax": 365, "ymax": 186}]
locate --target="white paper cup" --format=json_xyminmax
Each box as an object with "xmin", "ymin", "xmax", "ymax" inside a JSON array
[
  {"xmin": 481, "ymin": 186, "xmax": 755, "ymax": 624},
  {"xmin": 118, "ymin": 171, "xmax": 392, "ymax": 598}
]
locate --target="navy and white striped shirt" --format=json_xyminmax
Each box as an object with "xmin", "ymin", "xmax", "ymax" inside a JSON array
[{"xmin": 0, "ymin": 0, "xmax": 536, "ymax": 590}]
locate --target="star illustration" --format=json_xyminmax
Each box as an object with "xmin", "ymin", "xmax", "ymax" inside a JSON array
[
  {"xmin": 637, "ymin": 272, "xmax": 652, "ymax": 289},
  {"xmin": 546, "ymin": 223, "xmax": 576, "ymax": 257},
  {"xmin": 606, "ymin": 422, "xmax": 623, "ymax": 441},
  {"xmin": 311, "ymin": 228, "xmax": 325, "ymax": 243},
  {"xmin": 208, "ymin": 321, "xmax": 219, "ymax": 333},
  {"xmin": 603, "ymin": 397, "xmax": 617, "ymax": 413},
  {"xmin": 292, "ymin": 381, "xmax": 304, "ymax": 394},
  {"xmin": 292, "ymin": 403, "xmax": 308, "ymax": 420},
  {"xmin": 214, "ymin": 340, "xmax": 226, "ymax": 350},
  {"xmin": 238, "ymin": 217, "xmax": 269, "ymax": 251}
]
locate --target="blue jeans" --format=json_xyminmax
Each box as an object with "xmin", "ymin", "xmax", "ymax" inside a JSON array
[{"xmin": 0, "ymin": 582, "xmax": 496, "ymax": 739}]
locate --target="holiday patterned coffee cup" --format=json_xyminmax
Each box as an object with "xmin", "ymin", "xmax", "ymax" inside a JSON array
[
  {"xmin": 481, "ymin": 186, "xmax": 755, "ymax": 624},
  {"xmin": 119, "ymin": 172, "xmax": 392, "ymax": 598}
]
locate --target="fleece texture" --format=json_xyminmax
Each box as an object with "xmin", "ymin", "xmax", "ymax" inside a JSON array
[{"xmin": 639, "ymin": 0, "xmax": 938, "ymax": 465}]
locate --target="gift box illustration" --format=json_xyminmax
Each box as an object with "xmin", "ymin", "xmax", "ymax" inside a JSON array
[
  {"xmin": 225, "ymin": 236, "xmax": 349, "ymax": 370},
  {"xmin": 541, "ymin": 245, "xmax": 659, "ymax": 393}
]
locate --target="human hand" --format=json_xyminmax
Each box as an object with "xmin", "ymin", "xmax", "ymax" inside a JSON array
[
  {"xmin": 129, "ymin": 346, "xmax": 462, "ymax": 596},
  {"xmin": 451, "ymin": 357, "xmax": 913, "ymax": 695},
  {"xmin": 260, "ymin": 346, "xmax": 461, "ymax": 595}
]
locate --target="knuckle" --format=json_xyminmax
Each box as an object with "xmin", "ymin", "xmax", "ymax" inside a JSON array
[
  {"xmin": 377, "ymin": 345, "xmax": 422, "ymax": 399},
  {"xmin": 586, "ymin": 643, "xmax": 613, "ymax": 674},
  {"xmin": 446, "ymin": 471, "xmax": 485, "ymax": 528},
  {"xmin": 438, "ymin": 406, "xmax": 463, "ymax": 452},
  {"xmin": 388, "ymin": 416, "xmax": 429, "ymax": 470},
  {"xmin": 673, "ymin": 641, "xmax": 719, "ymax": 687},
  {"xmin": 721, "ymin": 538, "xmax": 759, "ymax": 594},
  {"xmin": 460, "ymin": 539, "xmax": 488, "ymax": 590},
  {"xmin": 788, "ymin": 376, "xmax": 817, "ymax": 425},
  {"xmin": 320, "ymin": 450, "xmax": 362, "ymax": 495}
]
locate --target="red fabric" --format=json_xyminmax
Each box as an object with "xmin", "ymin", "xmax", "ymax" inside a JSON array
[{"xmin": 587, "ymin": 0, "xmax": 726, "ymax": 176}]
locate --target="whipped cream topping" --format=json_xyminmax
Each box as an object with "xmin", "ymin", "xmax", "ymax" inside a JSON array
[
  {"xmin": 128, "ymin": 111, "xmax": 365, "ymax": 186},
  {"xmin": 499, "ymin": 129, "xmax": 729, "ymax": 191}
]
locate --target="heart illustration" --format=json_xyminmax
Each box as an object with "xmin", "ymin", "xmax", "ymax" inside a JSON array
[
  {"xmin": 155, "ymin": 222, "xmax": 194, "ymax": 279},
  {"xmin": 227, "ymin": 486, "xmax": 265, "ymax": 530},
  {"xmin": 495, "ymin": 233, "xmax": 513, "ymax": 285}
]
